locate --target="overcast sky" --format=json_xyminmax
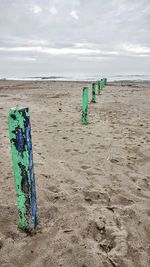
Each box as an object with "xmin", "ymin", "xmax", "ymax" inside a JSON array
[{"xmin": 0, "ymin": 0, "xmax": 150, "ymax": 77}]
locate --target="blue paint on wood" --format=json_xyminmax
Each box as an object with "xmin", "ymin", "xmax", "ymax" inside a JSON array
[{"xmin": 24, "ymin": 110, "xmax": 38, "ymax": 228}]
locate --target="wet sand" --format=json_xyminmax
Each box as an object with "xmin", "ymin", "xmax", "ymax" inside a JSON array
[{"xmin": 0, "ymin": 80, "xmax": 150, "ymax": 267}]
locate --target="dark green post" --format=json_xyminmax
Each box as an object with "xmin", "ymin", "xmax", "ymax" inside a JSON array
[
  {"xmin": 91, "ymin": 83, "xmax": 96, "ymax": 103},
  {"xmin": 82, "ymin": 87, "xmax": 88, "ymax": 125},
  {"xmin": 103, "ymin": 78, "xmax": 105, "ymax": 88},
  {"xmin": 8, "ymin": 107, "xmax": 38, "ymax": 232},
  {"xmin": 98, "ymin": 80, "xmax": 101, "ymax": 94},
  {"xmin": 101, "ymin": 79, "xmax": 104, "ymax": 90},
  {"xmin": 104, "ymin": 78, "xmax": 107, "ymax": 86}
]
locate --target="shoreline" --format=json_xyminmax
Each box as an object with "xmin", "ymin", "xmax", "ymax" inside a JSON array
[{"xmin": 1, "ymin": 78, "xmax": 150, "ymax": 83}]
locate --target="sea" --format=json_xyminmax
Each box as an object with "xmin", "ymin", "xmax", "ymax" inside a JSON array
[{"xmin": 1, "ymin": 73, "xmax": 150, "ymax": 82}]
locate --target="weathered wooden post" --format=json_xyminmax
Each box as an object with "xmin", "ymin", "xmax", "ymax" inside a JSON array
[
  {"xmin": 8, "ymin": 107, "xmax": 38, "ymax": 232},
  {"xmin": 103, "ymin": 78, "xmax": 105, "ymax": 88},
  {"xmin": 98, "ymin": 80, "xmax": 101, "ymax": 94},
  {"xmin": 82, "ymin": 87, "xmax": 88, "ymax": 125},
  {"xmin": 104, "ymin": 78, "xmax": 107, "ymax": 86},
  {"xmin": 101, "ymin": 79, "xmax": 104, "ymax": 90},
  {"xmin": 91, "ymin": 83, "xmax": 96, "ymax": 103}
]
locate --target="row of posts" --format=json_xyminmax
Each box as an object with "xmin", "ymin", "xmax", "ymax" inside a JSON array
[
  {"xmin": 8, "ymin": 77, "xmax": 107, "ymax": 232},
  {"xmin": 82, "ymin": 78, "xmax": 107, "ymax": 125}
]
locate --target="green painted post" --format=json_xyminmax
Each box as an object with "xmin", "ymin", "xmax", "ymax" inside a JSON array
[
  {"xmin": 91, "ymin": 83, "xmax": 96, "ymax": 103},
  {"xmin": 101, "ymin": 79, "xmax": 104, "ymax": 90},
  {"xmin": 103, "ymin": 78, "xmax": 105, "ymax": 88},
  {"xmin": 82, "ymin": 87, "xmax": 88, "ymax": 125},
  {"xmin": 102, "ymin": 79, "xmax": 104, "ymax": 87},
  {"xmin": 98, "ymin": 80, "xmax": 101, "ymax": 94},
  {"xmin": 8, "ymin": 107, "xmax": 38, "ymax": 232},
  {"xmin": 104, "ymin": 78, "xmax": 107, "ymax": 86}
]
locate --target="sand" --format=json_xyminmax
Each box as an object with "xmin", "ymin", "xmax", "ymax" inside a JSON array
[{"xmin": 0, "ymin": 80, "xmax": 150, "ymax": 267}]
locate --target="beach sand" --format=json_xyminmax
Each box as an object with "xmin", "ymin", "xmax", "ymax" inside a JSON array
[{"xmin": 0, "ymin": 80, "xmax": 150, "ymax": 267}]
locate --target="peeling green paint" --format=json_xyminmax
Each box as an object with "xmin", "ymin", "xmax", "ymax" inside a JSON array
[
  {"xmin": 91, "ymin": 83, "xmax": 96, "ymax": 103},
  {"xmin": 82, "ymin": 87, "xmax": 88, "ymax": 125},
  {"xmin": 104, "ymin": 78, "xmax": 107, "ymax": 86},
  {"xmin": 101, "ymin": 79, "xmax": 105, "ymax": 90},
  {"xmin": 8, "ymin": 107, "xmax": 37, "ymax": 232},
  {"xmin": 98, "ymin": 80, "xmax": 101, "ymax": 94}
]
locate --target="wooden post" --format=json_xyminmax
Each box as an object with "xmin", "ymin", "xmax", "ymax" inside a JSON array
[
  {"xmin": 91, "ymin": 83, "xmax": 96, "ymax": 103},
  {"xmin": 8, "ymin": 107, "xmax": 38, "ymax": 232},
  {"xmin": 101, "ymin": 79, "xmax": 104, "ymax": 90},
  {"xmin": 82, "ymin": 87, "xmax": 88, "ymax": 125},
  {"xmin": 104, "ymin": 78, "xmax": 107, "ymax": 86},
  {"xmin": 98, "ymin": 80, "xmax": 101, "ymax": 94}
]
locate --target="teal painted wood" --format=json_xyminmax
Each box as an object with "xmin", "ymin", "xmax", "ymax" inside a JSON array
[
  {"xmin": 82, "ymin": 87, "xmax": 88, "ymax": 125},
  {"xmin": 98, "ymin": 80, "xmax": 101, "ymax": 94},
  {"xmin": 101, "ymin": 79, "xmax": 104, "ymax": 90},
  {"xmin": 92, "ymin": 83, "xmax": 96, "ymax": 103},
  {"xmin": 8, "ymin": 107, "xmax": 38, "ymax": 232},
  {"xmin": 104, "ymin": 78, "xmax": 107, "ymax": 86}
]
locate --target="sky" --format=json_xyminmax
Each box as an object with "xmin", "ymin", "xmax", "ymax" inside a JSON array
[{"xmin": 0, "ymin": 0, "xmax": 150, "ymax": 78}]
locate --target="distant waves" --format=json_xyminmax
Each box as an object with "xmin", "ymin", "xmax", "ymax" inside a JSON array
[{"xmin": 1, "ymin": 74, "xmax": 150, "ymax": 82}]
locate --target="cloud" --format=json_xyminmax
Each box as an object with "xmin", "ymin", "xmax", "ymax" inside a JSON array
[
  {"xmin": 123, "ymin": 44, "xmax": 150, "ymax": 54},
  {"xmin": 49, "ymin": 6, "xmax": 58, "ymax": 15},
  {"xmin": 0, "ymin": 0, "xmax": 150, "ymax": 76},
  {"xmin": 70, "ymin": 10, "xmax": 79, "ymax": 20},
  {"xmin": 30, "ymin": 4, "xmax": 42, "ymax": 15},
  {"xmin": 8, "ymin": 56, "xmax": 36, "ymax": 61},
  {"xmin": 0, "ymin": 45, "xmax": 119, "ymax": 57},
  {"xmin": 27, "ymin": 39, "xmax": 48, "ymax": 46}
]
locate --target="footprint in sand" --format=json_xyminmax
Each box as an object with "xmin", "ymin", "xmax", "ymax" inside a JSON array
[
  {"xmin": 82, "ymin": 218, "xmax": 106, "ymax": 243},
  {"xmin": 4, "ymin": 231, "xmax": 19, "ymax": 240},
  {"xmin": 85, "ymin": 212, "xmax": 128, "ymax": 265},
  {"xmin": 83, "ymin": 190, "xmax": 110, "ymax": 205},
  {"xmin": 65, "ymin": 149, "xmax": 71, "ymax": 152},
  {"xmin": 73, "ymin": 149, "xmax": 79, "ymax": 152},
  {"xmin": 45, "ymin": 191, "xmax": 66, "ymax": 203},
  {"xmin": 146, "ymin": 210, "xmax": 150, "ymax": 217},
  {"xmin": 40, "ymin": 205, "xmax": 58, "ymax": 223},
  {"xmin": 111, "ymin": 194, "xmax": 134, "ymax": 206},
  {"xmin": 110, "ymin": 158, "xmax": 120, "ymax": 164},
  {"xmin": 0, "ymin": 239, "xmax": 3, "ymax": 250},
  {"xmin": 62, "ymin": 136, "xmax": 68, "ymax": 140},
  {"xmin": 41, "ymin": 173, "xmax": 51, "ymax": 179},
  {"xmin": 0, "ymin": 205, "xmax": 18, "ymax": 238},
  {"xmin": 81, "ymin": 207, "xmax": 120, "ymax": 254},
  {"xmin": 95, "ymin": 145, "xmax": 105, "ymax": 149},
  {"xmin": 136, "ymin": 188, "xmax": 150, "ymax": 199},
  {"xmin": 142, "ymin": 176, "xmax": 150, "ymax": 187},
  {"xmin": 81, "ymin": 165, "xmax": 90, "ymax": 170},
  {"xmin": 47, "ymin": 185, "xmax": 59, "ymax": 193}
]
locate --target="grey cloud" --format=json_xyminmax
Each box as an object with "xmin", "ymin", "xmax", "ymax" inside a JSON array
[{"xmin": 0, "ymin": 0, "xmax": 150, "ymax": 77}]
